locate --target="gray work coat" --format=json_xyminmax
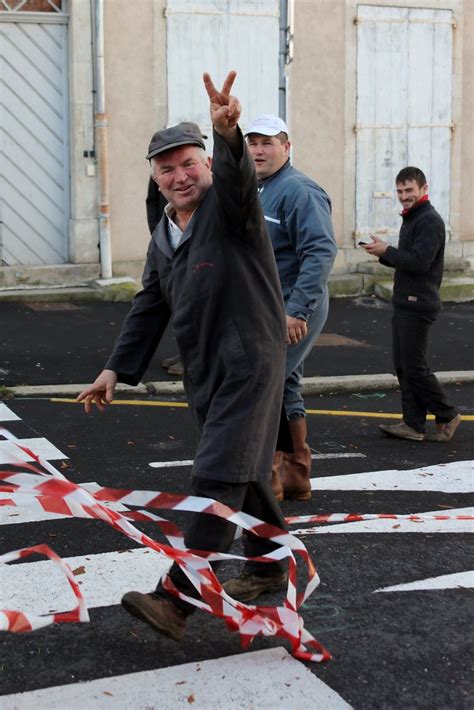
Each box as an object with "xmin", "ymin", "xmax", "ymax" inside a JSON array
[{"xmin": 106, "ymin": 129, "xmax": 288, "ymax": 483}]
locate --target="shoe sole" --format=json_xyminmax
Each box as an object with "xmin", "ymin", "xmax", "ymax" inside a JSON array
[
  {"xmin": 284, "ymin": 491, "xmax": 311, "ymax": 501},
  {"xmin": 121, "ymin": 594, "xmax": 184, "ymax": 642},
  {"xmin": 379, "ymin": 427, "xmax": 424, "ymax": 441}
]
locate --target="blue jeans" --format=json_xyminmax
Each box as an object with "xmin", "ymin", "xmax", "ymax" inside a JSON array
[{"xmin": 284, "ymin": 288, "xmax": 329, "ymax": 421}]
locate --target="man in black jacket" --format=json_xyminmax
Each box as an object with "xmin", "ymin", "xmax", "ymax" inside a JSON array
[
  {"xmin": 77, "ymin": 72, "xmax": 290, "ymax": 641},
  {"xmin": 363, "ymin": 166, "xmax": 460, "ymax": 442}
]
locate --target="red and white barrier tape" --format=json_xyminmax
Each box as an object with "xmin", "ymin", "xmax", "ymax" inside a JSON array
[
  {"xmin": 0, "ymin": 427, "xmax": 329, "ymax": 663},
  {"xmin": 285, "ymin": 512, "xmax": 474, "ymax": 525}
]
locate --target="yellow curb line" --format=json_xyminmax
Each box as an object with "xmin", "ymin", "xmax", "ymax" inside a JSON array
[{"xmin": 50, "ymin": 398, "xmax": 474, "ymax": 421}]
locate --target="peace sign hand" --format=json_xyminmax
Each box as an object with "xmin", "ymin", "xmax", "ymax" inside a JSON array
[{"xmin": 203, "ymin": 71, "xmax": 241, "ymax": 136}]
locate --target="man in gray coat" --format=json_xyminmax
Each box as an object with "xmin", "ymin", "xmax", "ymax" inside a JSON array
[
  {"xmin": 245, "ymin": 115, "xmax": 337, "ymax": 502},
  {"xmin": 77, "ymin": 72, "xmax": 289, "ymax": 642}
]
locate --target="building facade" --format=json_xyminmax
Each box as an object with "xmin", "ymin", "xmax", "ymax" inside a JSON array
[{"xmin": 0, "ymin": 0, "xmax": 472, "ymax": 286}]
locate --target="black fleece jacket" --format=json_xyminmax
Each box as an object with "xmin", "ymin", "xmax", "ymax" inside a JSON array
[{"xmin": 379, "ymin": 200, "xmax": 445, "ymax": 314}]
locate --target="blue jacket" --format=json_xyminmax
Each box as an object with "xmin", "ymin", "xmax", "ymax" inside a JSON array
[{"xmin": 258, "ymin": 160, "xmax": 337, "ymax": 319}]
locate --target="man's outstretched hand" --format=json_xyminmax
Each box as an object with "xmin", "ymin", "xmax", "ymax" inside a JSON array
[
  {"xmin": 76, "ymin": 369, "xmax": 117, "ymax": 413},
  {"xmin": 203, "ymin": 71, "xmax": 241, "ymax": 138}
]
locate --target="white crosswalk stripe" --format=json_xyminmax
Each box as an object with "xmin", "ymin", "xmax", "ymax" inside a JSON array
[
  {"xmin": 374, "ymin": 571, "xmax": 474, "ymax": 593},
  {"xmin": 0, "ymin": 548, "xmax": 171, "ymax": 613},
  {"xmin": 291, "ymin": 506, "xmax": 474, "ymax": 535},
  {"xmin": 0, "ymin": 647, "xmax": 351, "ymax": 710},
  {"xmin": 148, "ymin": 451, "xmax": 366, "ymax": 468},
  {"xmin": 313, "ymin": 460, "xmax": 473, "ymax": 492},
  {"xmin": 0, "ymin": 438, "xmax": 66, "ymax": 464},
  {"xmin": 0, "ymin": 403, "xmax": 20, "ymax": 422}
]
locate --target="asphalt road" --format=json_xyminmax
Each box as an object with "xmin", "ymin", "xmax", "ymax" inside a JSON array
[
  {"xmin": 1, "ymin": 388, "xmax": 472, "ymax": 709},
  {"xmin": 1, "ymin": 297, "xmax": 473, "ymax": 386}
]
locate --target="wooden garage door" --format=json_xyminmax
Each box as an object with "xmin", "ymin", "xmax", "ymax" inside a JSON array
[
  {"xmin": 0, "ymin": 5, "xmax": 69, "ymax": 265},
  {"xmin": 166, "ymin": 0, "xmax": 280, "ymax": 138},
  {"xmin": 355, "ymin": 5, "xmax": 453, "ymax": 243}
]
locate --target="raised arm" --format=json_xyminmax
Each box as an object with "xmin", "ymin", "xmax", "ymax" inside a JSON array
[{"xmin": 202, "ymin": 71, "xmax": 261, "ymax": 235}]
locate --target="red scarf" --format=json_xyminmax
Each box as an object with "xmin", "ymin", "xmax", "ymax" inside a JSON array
[{"xmin": 400, "ymin": 194, "xmax": 429, "ymax": 216}]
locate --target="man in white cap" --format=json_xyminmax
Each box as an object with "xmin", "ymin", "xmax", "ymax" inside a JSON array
[{"xmin": 245, "ymin": 115, "xmax": 337, "ymax": 502}]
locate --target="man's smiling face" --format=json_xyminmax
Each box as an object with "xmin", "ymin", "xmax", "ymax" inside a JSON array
[
  {"xmin": 152, "ymin": 145, "xmax": 212, "ymax": 214},
  {"xmin": 396, "ymin": 179, "xmax": 428, "ymax": 211}
]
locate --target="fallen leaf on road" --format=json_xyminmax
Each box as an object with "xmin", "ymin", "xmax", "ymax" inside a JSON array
[
  {"xmin": 72, "ymin": 565, "xmax": 86, "ymax": 576},
  {"xmin": 187, "ymin": 695, "xmax": 195, "ymax": 704}
]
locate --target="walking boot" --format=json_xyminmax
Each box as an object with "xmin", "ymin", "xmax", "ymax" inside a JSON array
[
  {"xmin": 223, "ymin": 570, "xmax": 288, "ymax": 603},
  {"xmin": 282, "ymin": 417, "xmax": 312, "ymax": 501},
  {"xmin": 378, "ymin": 422, "xmax": 424, "ymax": 441},
  {"xmin": 121, "ymin": 591, "xmax": 186, "ymax": 642},
  {"xmin": 272, "ymin": 451, "xmax": 284, "ymax": 502},
  {"xmin": 426, "ymin": 413, "xmax": 461, "ymax": 442}
]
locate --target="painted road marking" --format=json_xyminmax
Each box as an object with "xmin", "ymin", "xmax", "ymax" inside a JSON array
[
  {"xmin": 312, "ymin": 460, "xmax": 474, "ymax": 493},
  {"xmin": 0, "ymin": 647, "xmax": 351, "ymax": 710},
  {"xmin": 0, "ymin": 403, "xmax": 20, "ymax": 422},
  {"xmin": 148, "ymin": 452, "xmax": 366, "ymax": 468},
  {"xmin": 0, "ymin": 491, "xmax": 127, "ymax": 526},
  {"xmin": 48, "ymin": 399, "xmax": 474, "ymax": 421},
  {"xmin": 291, "ymin": 507, "xmax": 474, "ymax": 536},
  {"xmin": 0, "ymin": 437, "xmax": 66, "ymax": 464},
  {"xmin": 374, "ymin": 571, "xmax": 474, "ymax": 593},
  {"xmin": 0, "ymin": 547, "xmax": 171, "ymax": 614}
]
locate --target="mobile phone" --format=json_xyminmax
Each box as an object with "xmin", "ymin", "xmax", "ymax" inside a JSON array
[{"xmin": 357, "ymin": 236, "xmax": 374, "ymax": 246}]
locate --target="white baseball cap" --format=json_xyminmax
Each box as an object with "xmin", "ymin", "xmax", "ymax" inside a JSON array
[{"xmin": 244, "ymin": 114, "xmax": 289, "ymax": 137}]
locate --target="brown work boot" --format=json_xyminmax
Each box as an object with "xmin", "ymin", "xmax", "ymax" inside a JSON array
[
  {"xmin": 223, "ymin": 571, "xmax": 288, "ymax": 603},
  {"xmin": 282, "ymin": 417, "xmax": 312, "ymax": 501},
  {"xmin": 378, "ymin": 422, "xmax": 424, "ymax": 441},
  {"xmin": 271, "ymin": 451, "xmax": 284, "ymax": 502},
  {"xmin": 427, "ymin": 413, "xmax": 462, "ymax": 442},
  {"xmin": 121, "ymin": 591, "xmax": 186, "ymax": 642}
]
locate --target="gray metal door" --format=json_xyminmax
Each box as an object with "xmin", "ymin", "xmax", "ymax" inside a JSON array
[
  {"xmin": 0, "ymin": 15, "xmax": 69, "ymax": 265},
  {"xmin": 355, "ymin": 5, "xmax": 453, "ymax": 242}
]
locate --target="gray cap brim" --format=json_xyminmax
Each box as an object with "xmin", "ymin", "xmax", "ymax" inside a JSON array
[{"xmin": 146, "ymin": 138, "xmax": 207, "ymax": 161}]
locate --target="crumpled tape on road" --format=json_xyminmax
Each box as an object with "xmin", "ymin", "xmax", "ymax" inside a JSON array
[{"xmin": 0, "ymin": 426, "xmax": 330, "ymax": 663}]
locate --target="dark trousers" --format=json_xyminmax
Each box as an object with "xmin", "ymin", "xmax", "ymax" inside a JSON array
[
  {"xmin": 392, "ymin": 311, "xmax": 458, "ymax": 433},
  {"xmin": 156, "ymin": 477, "xmax": 287, "ymax": 614}
]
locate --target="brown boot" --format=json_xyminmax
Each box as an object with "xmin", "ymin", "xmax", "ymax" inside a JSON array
[
  {"xmin": 121, "ymin": 592, "xmax": 186, "ymax": 642},
  {"xmin": 282, "ymin": 417, "xmax": 312, "ymax": 501},
  {"xmin": 271, "ymin": 451, "xmax": 284, "ymax": 502}
]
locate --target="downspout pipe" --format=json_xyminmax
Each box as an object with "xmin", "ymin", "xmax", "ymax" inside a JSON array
[
  {"xmin": 279, "ymin": 0, "xmax": 288, "ymax": 121},
  {"xmin": 94, "ymin": 0, "xmax": 112, "ymax": 279}
]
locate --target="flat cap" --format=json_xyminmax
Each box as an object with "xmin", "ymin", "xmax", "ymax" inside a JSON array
[{"xmin": 146, "ymin": 122, "xmax": 208, "ymax": 160}]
